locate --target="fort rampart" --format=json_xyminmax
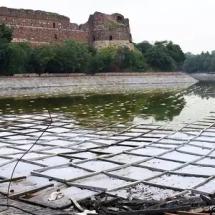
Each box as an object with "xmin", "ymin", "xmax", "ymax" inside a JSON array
[{"xmin": 0, "ymin": 7, "xmax": 133, "ymax": 49}]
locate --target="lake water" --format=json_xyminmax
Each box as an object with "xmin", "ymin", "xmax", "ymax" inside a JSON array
[{"xmin": 0, "ymin": 82, "xmax": 215, "ymax": 129}]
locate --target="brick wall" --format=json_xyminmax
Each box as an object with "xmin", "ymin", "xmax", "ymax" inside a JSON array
[
  {"xmin": 0, "ymin": 6, "xmax": 87, "ymax": 44},
  {"xmin": 87, "ymin": 12, "xmax": 133, "ymax": 48},
  {"xmin": 0, "ymin": 7, "xmax": 133, "ymax": 48},
  {"xmin": 12, "ymin": 26, "xmax": 87, "ymax": 44},
  {"xmin": 0, "ymin": 15, "xmax": 69, "ymax": 29},
  {"xmin": 0, "ymin": 7, "xmax": 69, "ymax": 21}
]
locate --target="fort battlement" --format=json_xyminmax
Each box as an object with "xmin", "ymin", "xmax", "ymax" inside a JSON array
[{"xmin": 0, "ymin": 6, "xmax": 133, "ymax": 49}]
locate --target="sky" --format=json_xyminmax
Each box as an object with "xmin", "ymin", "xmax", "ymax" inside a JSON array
[{"xmin": 1, "ymin": 0, "xmax": 215, "ymax": 54}]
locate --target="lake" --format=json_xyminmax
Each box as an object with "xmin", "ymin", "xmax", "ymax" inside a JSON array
[{"xmin": 0, "ymin": 82, "xmax": 215, "ymax": 129}]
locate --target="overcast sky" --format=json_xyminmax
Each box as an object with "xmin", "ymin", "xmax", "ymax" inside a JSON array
[{"xmin": 1, "ymin": 0, "xmax": 214, "ymax": 53}]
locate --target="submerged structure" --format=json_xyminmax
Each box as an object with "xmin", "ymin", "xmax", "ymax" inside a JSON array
[
  {"xmin": 0, "ymin": 7, "xmax": 134, "ymax": 49},
  {"xmin": 1, "ymin": 110, "xmax": 215, "ymax": 213}
]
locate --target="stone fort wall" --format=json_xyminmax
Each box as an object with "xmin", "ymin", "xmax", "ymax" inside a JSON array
[{"xmin": 0, "ymin": 6, "xmax": 133, "ymax": 49}]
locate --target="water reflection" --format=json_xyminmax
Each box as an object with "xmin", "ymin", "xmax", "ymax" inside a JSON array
[
  {"xmin": 185, "ymin": 82, "xmax": 215, "ymax": 99},
  {"xmin": 1, "ymin": 82, "xmax": 215, "ymax": 126},
  {"xmin": 0, "ymin": 89, "xmax": 186, "ymax": 125},
  {"xmin": 138, "ymin": 92, "xmax": 185, "ymax": 121}
]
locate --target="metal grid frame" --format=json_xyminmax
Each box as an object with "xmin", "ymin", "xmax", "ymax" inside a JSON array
[{"xmin": 1, "ymin": 111, "xmax": 215, "ymax": 208}]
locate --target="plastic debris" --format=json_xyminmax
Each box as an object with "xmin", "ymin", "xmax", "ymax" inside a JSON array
[{"xmin": 48, "ymin": 191, "xmax": 64, "ymax": 201}]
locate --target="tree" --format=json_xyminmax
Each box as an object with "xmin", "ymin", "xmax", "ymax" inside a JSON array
[
  {"xmin": 135, "ymin": 40, "xmax": 185, "ymax": 72},
  {"xmin": 145, "ymin": 45, "xmax": 177, "ymax": 71},
  {"xmin": 0, "ymin": 42, "xmax": 10, "ymax": 74},
  {"xmin": 0, "ymin": 23, "xmax": 13, "ymax": 43},
  {"xmin": 0, "ymin": 43, "xmax": 29, "ymax": 76},
  {"xmin": 33, "ymin": 45, "xmax": 58, "ymax": 74},
  {"xmin": 166, "ymin": 41, "xmax": 185, "ymax": 67},
  {"xmin": 91, "ymin": 47, "xmax": 117, "ymax": 72},
  {"xmin": 182, "ymin": 51, "xmax": 215, "ymax": 73},
  {"xmin": 115, "ymin": 47, "xmax": 133, "ymax": 70},
  {"xmin": 115, "ymin": 47, "xmax": 146, "ymax": 71},
  {"xmin": 54, "ymin": 40, "xmax": 92, "ymax": 73},
  {"xmin": 130, "ymin": 48, "xmax": 147, "ymax": 71},
  {"xmin": 135, "ymin": 41, "xmax": 153, "ymax": 55},
  {"xmin": 183, "ymin": 54, "xmax": 198, "ymax": 73},
  {"xmin": 33, "ymin": 40, "xmax": 92, "ymax": 74}
]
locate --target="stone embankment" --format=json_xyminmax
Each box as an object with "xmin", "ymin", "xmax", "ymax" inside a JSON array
[
  {"xmin": 189, "ymin": 73, "xmax": 215, "ymax": 82},
  {"xmin": 0, "ymin": 72, "xmax": 198, "ymax": 97}
]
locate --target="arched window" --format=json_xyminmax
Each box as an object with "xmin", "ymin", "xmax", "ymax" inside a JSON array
[
  {"xmin": 116, "ymin": 16, "xmax": 123, "ymax": 23},
  {"xmin": 54, "ymin": 34, "xmax": 58, "ymax": 40},
  {"xmin": 129, "ymin": 34, "xmax": 132, "ymax": 43},
  {"xmin": 109, "ymin": 35, "xmax": 113, "ymax": 41},
  {"xmin": 93, "ymin": 36, "xmax": 96, "ymax": 41},
  {"xmin": 53, "ymin": 23, "xmax": 56, "ymax": 28}
]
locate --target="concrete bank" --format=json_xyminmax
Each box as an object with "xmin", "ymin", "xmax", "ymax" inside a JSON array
[
  {"xmin": 0, "ymin": 72, "xmax": 198, "ymax": 98},
  {"xmin": 189, "ymin": 73, "xmax": 215, "ymax": 82}
]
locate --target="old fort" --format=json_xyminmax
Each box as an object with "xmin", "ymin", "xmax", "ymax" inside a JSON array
[{"xmin": 0, "ymin": 6, "xmax": 134, "ymax": 49}]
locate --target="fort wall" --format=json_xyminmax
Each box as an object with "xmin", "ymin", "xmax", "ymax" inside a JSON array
[
  {"xmin": 12, "ymin": 26, "xmax": 87, "ymax": 44},
  {"xmin": 0, "ymin": 6, "xmax": 133, "ymax": 49}
]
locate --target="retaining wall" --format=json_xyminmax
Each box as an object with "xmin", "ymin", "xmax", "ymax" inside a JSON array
[
  {"xmin": 0, "ymin": 73, "xmax": 198, "ymax": 98},
  {"xmin": 0, "ymin": 73, "xmax": 197, "ymax": 90}
]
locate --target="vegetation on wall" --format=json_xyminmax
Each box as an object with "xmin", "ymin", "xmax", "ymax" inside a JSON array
[
  {"xmin": 0, "ymin": 23, "xmax": 188, "ymax": 76},
  {"xmin": 106, "ymin": 20, "xmax": 125, "ymax": 30}
]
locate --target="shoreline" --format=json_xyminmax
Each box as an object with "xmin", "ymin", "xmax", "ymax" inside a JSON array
[{"xmin": 0, "ymin": 72, "xmax": 198, "ymax": 98}]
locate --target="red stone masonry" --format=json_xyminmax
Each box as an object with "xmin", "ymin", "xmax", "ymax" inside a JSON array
[{"xmin": 0, "ymin": 7, "xmax": 133, "ymax": 48}]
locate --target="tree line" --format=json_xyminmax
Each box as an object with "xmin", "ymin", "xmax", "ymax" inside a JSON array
[
  {"xmin": 0, "ymin": 23, "xmax": 188, "ymax": 75},
  {"xmin": 183, "ymin": 51, "xmax": 215, "ymax": 73}
]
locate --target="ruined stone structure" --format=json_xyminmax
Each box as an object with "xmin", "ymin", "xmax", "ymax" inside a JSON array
[
  {"xmin": 0, "ymin": 7, "xmax": 134, "ymax": 49},
  {"xmin": 85, "ymin": 12, "xmax": 134, "ymax": 50}
]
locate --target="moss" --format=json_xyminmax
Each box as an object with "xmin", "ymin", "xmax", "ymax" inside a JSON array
[{"xmin": 106, "ymin": 20, "xmax": 125, "ymax": 30}]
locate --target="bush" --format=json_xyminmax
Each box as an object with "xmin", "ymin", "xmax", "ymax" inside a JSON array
[
  {"xmin": 91, "ymin": 47, "xmax": 117, "ymax": 72},
  {"xmin": 0, "ymin": 43, "xmax": 29, "ymax": 76}
]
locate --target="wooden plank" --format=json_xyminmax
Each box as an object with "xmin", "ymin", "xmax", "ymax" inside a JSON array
[{"xmin": 9, "ymin": 183, "xmax": 54, "ymax": 199}]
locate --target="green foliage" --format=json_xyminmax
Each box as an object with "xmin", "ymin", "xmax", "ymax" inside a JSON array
[
  {"xmin": 145, "ymin": 45, "xmax": 177, "ymax": 71},
  {"xmin": 6, "ymin": 43, "xmax": 29, "ymax": 75},
  {"xmin": 183, "ymin": 51, "xmax": 215, "ymax": 73},
  {"xmin": 135, "ymin": 41, "xmax": 153, "ymax": 55},
  {"xmin": 55, "ymin": 40, "xmax": 92, "ymax": 73},
  {"xmin": 135, "ymin": 41, "xmax": 185, "ymax": 71},
  {"xmin": 0, "ymin": 42, "xmax": 10, "ymax": 74},
  {"xmin": 31, "ymin": 45, "xmax": 57, "ymax": 74},
  {"xmin": 31, "ymin": 40, "xmax": 92, "ymax": 74},
  {"xmin": 106, "ymin": 20, "xmax": 125, "ymax": 30},
  {"xmin": 0, "ymin": 23, "xmax": 13, "ymax": 42},
  {"xmin": 91, "ymin": 46, "xmax": 147, "ymax": 73},
  {"xmin": 115, "ymin": 47, "xmax": 146, "ymax": 71},
  {"xmin": 166, "ymin": 41, "xmax": 185, "ymax": 67},
  {"xmin": 0, "ymin": 43, "xmax": 30, "ymax": 75},
  {"xmin": 139, "ymin": 91, "xmax": 186, "ymax": 121},
  {"xmin": 91, "ymin": 47, "xmax": 117, "ymax": 72},
  {"xmin": 130, "ymin": 48, "xmax": 147, "ymax": 71}
]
